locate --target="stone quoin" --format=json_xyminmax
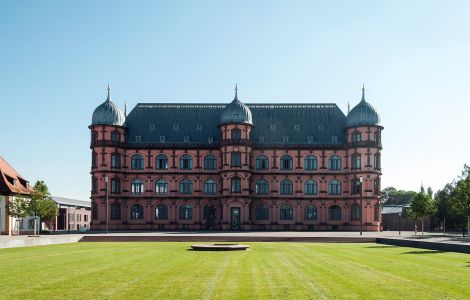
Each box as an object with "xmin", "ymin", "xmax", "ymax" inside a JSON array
[{"xmin": 89, "ymin": 84, "xmax": 383, "ymax": 231}]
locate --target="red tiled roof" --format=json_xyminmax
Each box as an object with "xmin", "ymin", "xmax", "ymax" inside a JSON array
[{"xmin": 0, "ymin": 156, "xmax": 33, "ymax": 195}]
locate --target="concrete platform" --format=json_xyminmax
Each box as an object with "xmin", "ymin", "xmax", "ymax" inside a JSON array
[{"xmin": 0, "ymin": 234, "xmax": 83, "ymax": 249}]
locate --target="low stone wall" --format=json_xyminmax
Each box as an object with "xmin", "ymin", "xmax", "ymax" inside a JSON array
[{"xmin": 376, "ymin": 238, "xmax": 470, "ymax": 254}]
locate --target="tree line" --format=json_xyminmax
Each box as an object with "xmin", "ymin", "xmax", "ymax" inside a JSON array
[{"xmin": 383, "ymin": 165, "xmax": 470, "ymax": 236}]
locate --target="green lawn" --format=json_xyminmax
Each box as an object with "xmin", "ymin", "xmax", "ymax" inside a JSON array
[{"xmin": 0, "ymin": 242, "xmax": 469, "ymax": 299}]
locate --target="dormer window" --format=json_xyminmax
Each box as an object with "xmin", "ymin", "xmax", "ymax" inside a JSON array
[
  {"xmin": 282, "ymin": 136, "xmax": 289, "ymax": 143},
  {"xmin": 331, "ymin": 136, "xmax": 338, "ymax": 143},
  {"xmin": 208, "ymin": 137, "xmax": 214, "ymax": 144},
  {"xmin": 270, "ymin": 124, "xmax": 276, "ymax": 130},
  {"xmin": 173, "ymin": 124, "xmax": 179, "ymax": 130},
  {"xmin": 196, "ymin": 124, "xmax": 203, "ymax": 130},
  {"xmin": 159, "ymin": 136, "xmax": 166, "ymax": 143},
  {"xmin": 184, "ymin": 136, "xmax": 190, "ymax": 143},
  {"xmin": 318, "ymin": 124, "xmax": 324, "ymax": 131},
  {"xmin": 258, "ymin": 136, "xmax": 265, "ymax": 143},
  {"xmin": 294, "ymin": 124, "xmax": 300, "ymax": 131},
  {"xmin": 307, "ymin": 136, "xmax": 314, "ymax": 143},
  {"xmin": 149, "ymin": 124, "xmax": 156, "ymax": 130},
  {"xmin": 135, "ymin": 136, "xmax": 142, "ymax": 142},
  {"xmin": 231, "ymin": 129, "xmax": 241, "ymax": 141}
]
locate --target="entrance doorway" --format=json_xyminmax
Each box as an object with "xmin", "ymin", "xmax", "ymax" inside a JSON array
[{"xmin": 231, "ymin": 207, "xmax": 241, "ymax": 230}]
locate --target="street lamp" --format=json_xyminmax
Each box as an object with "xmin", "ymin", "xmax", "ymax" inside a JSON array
[
  {"xmin": 105, "ymin": 175, "xmax": 109, "ymax": 234},
  {"xmin": 360, "ymin": 176, "xmax": 363, "ymax": 236},
  {"xmin": 398, "ymin": 211, "xmax": 402, "ymax": 236}
]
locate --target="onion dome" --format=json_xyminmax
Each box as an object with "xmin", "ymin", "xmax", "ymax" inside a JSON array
[
  {"xmin": 346, "ymin": 85, "xmax": 380, "ymax": 127},
  {"xmin": 91, "ymin": 84, "xmax": 126, "ymax": 126},
  {"xmin": 219, "ymin": 84, "xmax": 253, "ymax": 125}
]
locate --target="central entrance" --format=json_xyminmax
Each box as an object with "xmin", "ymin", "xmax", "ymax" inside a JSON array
[{"xmin": 231, "ymin": 207, "xmax": 241, "ymax": 230}]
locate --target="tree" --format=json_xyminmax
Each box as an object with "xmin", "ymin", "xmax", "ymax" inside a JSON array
[
  {"xmin": 381, "ymin": 186, "xmax": 416, "ymax": 205},
  {"xmin": 409, "ymin": 186, "xmax": 436, "ymax": 236},
  {"xmin": 451, "ymin": 166, "xmax": 470, "ymax": 237},
  {"xmin": 27, "ymin": 181, "xmax": 58, "ymax": 234},
  {"xmin": 7, "ymin": 195, "xmax": 29, "ymax": 235}
]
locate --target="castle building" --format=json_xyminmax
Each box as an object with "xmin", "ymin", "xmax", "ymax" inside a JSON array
[{"xmin": 89, "ymin": 85, "xmax": 383, "ymax": 231}]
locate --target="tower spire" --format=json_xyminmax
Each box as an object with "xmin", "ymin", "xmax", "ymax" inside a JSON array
[
  {"xmin": 361, "ymin": 84, "xmax": 365, "ymax": 102},
  {"xmin": 106, "ymin": 83, "xmax": 111, "ymax": 102},
  {"xmin": 234, "ymin": 83, "xmax": 238, "ymax": 100}
]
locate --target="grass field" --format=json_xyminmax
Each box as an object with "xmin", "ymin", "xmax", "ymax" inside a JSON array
[{"xmin": 0, "ymin": 242, "xmax": 469, "ymax": 299}]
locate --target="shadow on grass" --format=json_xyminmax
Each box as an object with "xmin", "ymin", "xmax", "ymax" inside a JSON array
[
  {"xmin": 401, "ymin": 250, "xmax": 444, "ymax": 255},
  {"xmin": 365, "ymin": 245, "xmax": 399, "ymax": 249}
]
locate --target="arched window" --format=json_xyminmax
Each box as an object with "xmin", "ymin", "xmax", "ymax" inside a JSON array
[
  {"xmin": 374, "ymin": 153, "xmax": 381, "ymax": 170},
  {"xmin": 180, "ymin": 155, "xmax": 193, "ymax": 170},
  {"xmin": 280, "ymin": 204, "xmax": 293, "ymax": 220},
  {"xmin": 231, "ymin": 176, "xmax": 241, "ymax": 193},
  {"xmin": 203, "ymin": 205, "xmax": 216, "ymax": 220},
  {"xmin": 131, "ymin": 154, "xmax": 144, "ymax": 170},
  {"xmin": 111, "ymin": 153, "xmax": 121, "ymax": 169},
  {"xmin": 304, "ymin": 179, "xmax": 317, "ymax": 195},
  {"xmin": 374, "ymin": 178, "xmax": 380, "ymax": 195},
  {"xmin": 111, "ymin": 178, "xmax": 121, "ymax": 193},
  {"xmin": 231, "ymin": 128, "xmax": 241, "ymax": 140},
  {"xmin": 111, "ymin": 204, "xmax": 121, "ymax": 220},
  {"xmin": 304, "ymin": 155, "xmax": 317, "ymax": 171},
  {"xmin": 155, "ymin": 179, "xmax": 168, "ymax": 195},
  {"xmin": 231, "ymin": 152, "xmax": 241, "ymax": 167},
  {"xmin": 328, "ymin": 155, "xmax": 341, "ymax": 170},
  {"xmin": 280, "ymin": 155, "xmax": 293, "ymax": 170},
  {"xmin": 328, "ymin": 180, "xmax": 342, "ymax": 195},
  {"xmin": 131, "ymin": 179, "xmax": 144, "ymax": 194},
  {"xmin": 204, "ymin": 155, "xmax": 217, "ymax": 170},
  {"xmin": 256, "ymin": 179, "xmax": 269, "ymax": 195},
  {"xmin": 155, "ymin": 204, "xmax": 168, "ymax": 220},
  {"xmin": 92, "ymin": 152, "xmax": 97, "ymax": 168},
  {"xmin": 156, "ymin": 154, "xmax": 168, "ymax": 170},
  {"xmin": 351, "ymin": 153, "xmax": 361, "ymax": 170},
  {"xmin": 255, "ymin": 204, "xmax": 269, "ymax": 220},
  {"xmin": 352, "ymin": 131, "xmax": 361, "ymax": 143},
  {"xmin": 179, "ymin": 204, "xmax": 193, "ymax": 220},
  {"xmin": 304, "ymin": 205, "xmax": 317, "ymax": 220},
  {"xmin": 256, "ymin": 155, "xmax": 269, "ymax": 170},
  {"xmin": 280, "ymin": 179, "xmax": 293, "ymax": 195},
  {"xmin": 179, "ymin": 179, "xmax": 192, "ymax": 194},
  {"xmin": 92, "ymin": 177, "xmax": 98, "ymax": 193},
  {"xmin": 111, "ymin": 131, "xmax": 120, "ymax": 142},
  {"xmin": 351, "ymin": 204, "xmax": 360, "ymax": 221},
  {"xmin": 204, "ymin": 179, "xmax": 217, "ymax": 194},
  {"xmin": 351, "ymin": 178, "xmax": 361, "ymax": 195},
  {"xmin": 130, "ymin": 204, "xmax": 144, "ymax": 219},
  {"xmin": 328, "ymin": 205, "xmax": 341, "ymax": 220}
]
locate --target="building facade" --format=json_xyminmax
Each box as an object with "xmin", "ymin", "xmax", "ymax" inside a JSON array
[
  {"xmin": 90, "ymin": 85, "xmax": 383, "ymax": 231},
  {"xmin": 0, "ymin": 156, "xmax": 33, "ymax": 235}
]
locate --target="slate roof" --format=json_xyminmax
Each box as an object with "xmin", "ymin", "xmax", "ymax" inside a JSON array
[
  {"xmin": 0, "ymin": 156, "xmax": 33, "ymax": 195},
  {"xmin": 125, "ymin": 103, "xmax": 347, "ymax": 146},
  {"xmin": 52, "ymin": 196, "xmax": 91, "ymax": 208}
]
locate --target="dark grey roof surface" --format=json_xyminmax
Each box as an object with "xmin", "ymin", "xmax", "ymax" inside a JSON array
[
  {"xmin": 52, "ymin": 196, "xmax": 91, "ymax": 208},
  {"xmin": 125, "ymin": 103, "xmax": 347, "ymax": 145}
]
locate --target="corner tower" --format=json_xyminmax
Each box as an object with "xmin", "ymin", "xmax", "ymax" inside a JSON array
[
  {"xmin": 218, "ymin": 85, "xmax": 254, "ymax": 230},
  {"xmin": 345, "ymin": 85, "xmax": 383, "ymax": 230},
  {"xmin": 89, "ymin": 85, "xmax": 126, "ymax": 229}
]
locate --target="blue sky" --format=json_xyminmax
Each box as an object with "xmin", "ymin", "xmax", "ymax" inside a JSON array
[{"xmin": 0, "ymin": 1, "xmax": 469, "ymax": 200}]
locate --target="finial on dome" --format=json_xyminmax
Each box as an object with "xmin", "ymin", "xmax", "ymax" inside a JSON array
[
  {"xmin": 234, "ymin": 83, "xmax": 238, "ymax": 100},
  {"xmin": 124, "ymin": 100, "xmax": 127, "ymax": 117},
  {"xmin": 361, "ymin": 84, "xmax": 365, "ymax": 102},
  {"xmin": 106, "ymin": 83, "xmax": 111, "ymax": 102},
  {"xmin": 347, "ymin": 101, "xmax": 350, "ymax": 115}
]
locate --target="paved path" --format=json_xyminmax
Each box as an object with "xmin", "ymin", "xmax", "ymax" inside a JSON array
[{"xmin": 1, "ymin": 231, "xmax": 469, "ymax": 249}]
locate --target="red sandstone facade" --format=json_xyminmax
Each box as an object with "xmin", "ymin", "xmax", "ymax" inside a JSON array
[{"xmin": 90, "ymin": 87, "xmax": 383, "ymax": 231}]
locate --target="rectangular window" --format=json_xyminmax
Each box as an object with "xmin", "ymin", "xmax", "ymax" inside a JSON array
[
  {"xmin": 231, "ymin": 152, "xmax": 241, "ymax": 167},
  {"xmin": 111, "ymin": 179, "xmax": 120, "ymax": 193},
  {"xmin": 111, "ymin": 205, "xmax": 121, "ymax": 220},
  {"xmin": 231, "ymin": 178, "xmax": 241, "ymax": 193}
]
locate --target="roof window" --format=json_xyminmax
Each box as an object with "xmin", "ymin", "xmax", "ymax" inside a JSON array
[
  {"xmin": 196, "ymin": 125, "xmax": 203, "ymax": 130},
  {"xmin": 149, "ymin": 124, "xmax": 156, "ymax": 130},
  {"xmin": 135, "ymin": 136, "xmax": 141, "ymax": 142},
  {"xmin": 184, "ymin": 136, "xmax": 190, "ymax": 143},
  {"xmin": 270, "ymin": 124, "xmax": 276, "ymax": 130},
  {"xmin": 159, "ymin": 136, "xmax": 166, "ymax": 143},
  {"xmin": 307, "ymin": 136, "xmax": 314, "ymax": 143},
  {"xmin": 173, "ymin": 124, "xmax": 179, "ymax": 130},
  {"xmin": 294, "ymin": 124, "xmax": 300, "ymax": 131}
]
